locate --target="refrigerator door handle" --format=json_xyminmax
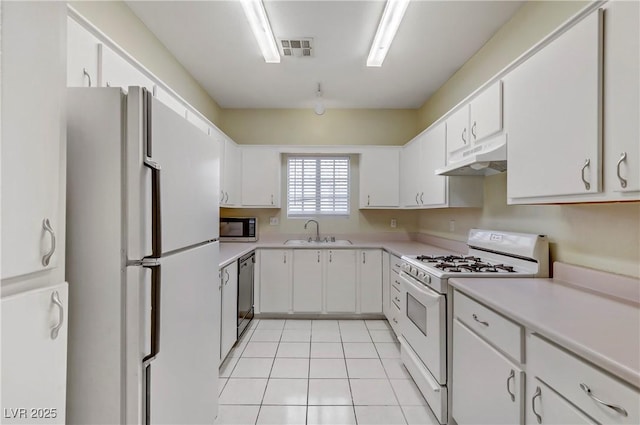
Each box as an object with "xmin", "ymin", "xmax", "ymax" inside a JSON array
[
  {"xmin": 143, "ymin": 158, "xmax": 162, "ymax": 258},
  {"xmin": 142, "ymin": 261, "xmax": 161, "ymax": 368}
]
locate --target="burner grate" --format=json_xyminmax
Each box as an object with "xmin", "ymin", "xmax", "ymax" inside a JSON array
[{"xmin": 418, "ymin": 256, "xmax": 517, "ymax": 273}]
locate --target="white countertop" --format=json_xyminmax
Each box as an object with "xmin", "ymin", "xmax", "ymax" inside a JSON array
[
  {"xmin": 449, "ymin": 274, "xmax": 640, "ymax": 388},
  {"xmin": 219, "ymin": 239, "xmax": 457, "ymax": 269}
]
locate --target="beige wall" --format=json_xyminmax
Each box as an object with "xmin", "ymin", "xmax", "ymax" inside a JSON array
[
  {"xmin": 221, "ymin": 109, "xmax": 418, "ymax": 146},
  {"xmin": 69, "ymin": 1, "xmax": 223, "ymax": 125},
  {"xmin": 416, "ymin": 1, "xmax": 640, "ymax": 278}
]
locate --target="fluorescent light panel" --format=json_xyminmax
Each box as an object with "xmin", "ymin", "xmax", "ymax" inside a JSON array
[
  {"xmin": 241, "ymin": 0, "xmax": 280, "ymax": 63},
  {"xmin": 367, "ymin": 0, "xmax": 410, "ymax": 67}
]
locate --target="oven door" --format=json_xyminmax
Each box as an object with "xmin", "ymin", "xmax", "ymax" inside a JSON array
[{"xmin": 400, "ymin": 271, "xmax": 446, "ymax": 385}]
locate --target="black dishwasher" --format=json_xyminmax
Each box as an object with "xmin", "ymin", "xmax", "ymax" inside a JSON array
[{"xmin": 237, "ymin": 252, "xmax": 255, "ymax": 338}]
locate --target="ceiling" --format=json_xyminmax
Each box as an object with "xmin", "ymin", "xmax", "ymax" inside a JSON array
[{"xmin": 126, "ymin": 1, "xmax": 524, "ymax": 110}]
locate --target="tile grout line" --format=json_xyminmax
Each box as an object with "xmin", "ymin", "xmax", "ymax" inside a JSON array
[
  {"xmin": 338, "ymin": 320, "xmax": 359, "ymax": 425},
  {"xmin": 254, "ymin": 321, "xmax": 283, "ymax": 425}
]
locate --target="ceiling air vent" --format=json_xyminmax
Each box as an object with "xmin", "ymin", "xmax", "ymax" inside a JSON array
[{"xmin": 278, "ymin": 38, "xmax": 314, "ymax": 58}]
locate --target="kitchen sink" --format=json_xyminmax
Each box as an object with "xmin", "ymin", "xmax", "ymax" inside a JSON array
[{"xmin": 284, "ymin": 239, "xmax": 352, "ymax": 246}]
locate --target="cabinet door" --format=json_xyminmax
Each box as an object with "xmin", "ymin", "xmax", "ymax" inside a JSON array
[
  {"xmin": 527, "ymin": 379, "xmax": 597, "ymax": 425},
  {"xmin": 293, "ymin": 250, "xmax": 323, "ymax": 312},
  {"xmin": 446, "ymin": 106, "xmax": 470, "ymax": 155},
  {"xmin": 222, "ymin": 138, "xmax": 241, "ymax": 206},
  {"xmin": 603, "ymin": 0, "xmax": 639, "ymax": 194},
  {"xmin": 400, "ymin": 139, "xmax": 421, "ymax": 207},
  {"xmin": 326, "ymin": 250, "xmax": 357, "ymax": 313},
  {"xmin": 242, "ymin": 147, "xmax": 281, "ymax": 207},
  {"xmin": 259, "ymin": 250, "xmax": 291, "ymax": 313},
  {"xmin": 2, "ymin": 2, "xmax": 65, "ymax": 279},
  {"xmin": 1, "ymin": 282, "xmax": 68, "ymax": 424},
  {"xmin": 360, "ymin": 148, "xmax": 400, "ymax": 208},
  {"xmin": 220, "ymin": 262, "xmax": 238, "ymax": 361},
  {"xmin": 67, "ymin": 16, "xmax": 100, "ymax": 87},
  {"xmin": 469, "ymin": 81, "xmax": 503, "ymax": 143},
  {"xmin": 452, "ymin": 319, "xmax": 523, "ymax": 425},
  {"xmin": 359, "ymin": 249, "xmax": 382, "ymax": 313},
  {"xmin": 419, "ymin": 123, "xmax": 447, "ymax": 206},
  {"xmin": 506, "ymin": 11, "xmax": 603, "ymax": 200},
  {"xmin": 99, "ymin": 44, "xmax": 154, "ymax": 91}
]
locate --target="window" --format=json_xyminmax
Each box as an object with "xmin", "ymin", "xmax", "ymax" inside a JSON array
[{"xmin": 287, "ymin": 156, "xmax": 350, "ymax": 217}]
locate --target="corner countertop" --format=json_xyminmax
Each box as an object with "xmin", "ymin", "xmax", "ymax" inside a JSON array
[
  {"xmin": 219, "ymin": 239, "xmax": 458, "ymax": 269},
  {"xmin": 449, "ymin": 274, "xmax": 640, "ymax": 388}
]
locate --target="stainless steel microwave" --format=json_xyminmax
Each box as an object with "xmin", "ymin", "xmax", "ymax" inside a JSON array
[{"xmin": 220, "ymin": 217, "xmax": 258, "ymax": 242}]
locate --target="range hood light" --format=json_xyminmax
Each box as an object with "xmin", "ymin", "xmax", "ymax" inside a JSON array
[
  {"xmin": 470, "ymin": 162, "xmax": 490, "ymax": 170},
  {"xmin": 240, "ymin": 0, "xmax": 281, "ymax": 63}
]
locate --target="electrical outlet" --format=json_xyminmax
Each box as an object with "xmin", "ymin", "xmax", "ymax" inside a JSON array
[
  {"xmin": 390, "ymin": 218, "xmax": 397, "ymax": 228},
  {"xmin": 269, "ymin": 217, "xmax": 279, "ymax": 226},
  {"xmin": 449, "ymin": 220, "xmax": 455, "ymax": 232}
]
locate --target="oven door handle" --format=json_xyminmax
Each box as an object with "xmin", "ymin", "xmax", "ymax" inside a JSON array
[{"xmin": 400, "ymin": 272, "xmax": 442, "ymax": 306}]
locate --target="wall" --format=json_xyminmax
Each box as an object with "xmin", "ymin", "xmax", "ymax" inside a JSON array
[
  {"xmin": 416, "ymin": 0, "xmax": 640, "ymax": 278},
  {"xmin": 221, "ymin": 108, "xmax": 418, "ymax": 146},
  {"xmin": 69, "ymin": 1, "xmax": 223, "ymax": 125}
]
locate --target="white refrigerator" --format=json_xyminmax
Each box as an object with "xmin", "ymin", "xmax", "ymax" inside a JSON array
[{"xmin": 66, "ymin": 87, "xmax": 220, "ymax": 424}]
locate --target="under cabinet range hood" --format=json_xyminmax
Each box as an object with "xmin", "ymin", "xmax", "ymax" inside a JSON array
[{"xmin": 435, "ymin": 134, "xmax": 507, "ymax": 176}]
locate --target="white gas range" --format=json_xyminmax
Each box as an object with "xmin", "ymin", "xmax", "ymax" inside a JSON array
[{"xmin": 398, "ymin": 229, "xmax": 549, "ymax": 424}]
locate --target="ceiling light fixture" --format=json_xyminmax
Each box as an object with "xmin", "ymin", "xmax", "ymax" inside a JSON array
[
  {"xmin": 240, "ymin": 0, "xmax": 280, "ymax": 63},
  {"xmin": 367, "ymin": 0, "xmax": 410, "ymax": 67},
  {"xmin": 314, "ymin": 83, "xmax": 325, "ymax": 115}
]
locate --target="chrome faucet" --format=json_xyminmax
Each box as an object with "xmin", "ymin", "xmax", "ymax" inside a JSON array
[{"xmin": 304, "ymin": 219, "xmax": 321, "ymax": 242}]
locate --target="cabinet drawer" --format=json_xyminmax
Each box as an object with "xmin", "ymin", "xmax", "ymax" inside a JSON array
[
  {"xmin": 390, "ymin": 255, "xmax": 402, "ymax": 274},
  {"xmin": 391, "ymin": 285, "xmax": 402, "ymax": 309},
  {"xmin": 388, "ymin": 301, "xmax": 401, "ymax": 334},
  {"xmin": 528, "ymin": 334, "xmax": 639, "ymax": 424},
  {"xmin": 391, "ymin": 272, "xmax": 402, "ymax": 292},
  {"xmin": 454, "ymin": 290, "xmax": 523, "ymax": 362}
]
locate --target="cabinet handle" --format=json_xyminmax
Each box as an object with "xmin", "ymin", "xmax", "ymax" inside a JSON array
[
  {"xmin": 471, "ymin": 121, "xmax": 477, "ymax": 139},
  {"xmin": 579, "ymin": 383, "xmax": 628, "ymax": 417},
  {"xmin": 581, "ymin": 158, "xmax": 591, "ymax": 190},
  {"xmin": 42, "ymin": 218, "xmax": 56, "ymax": 266},
  {"xmin": 106, "ymin": 82, "xmax": 111, "ymax": 87},
  {"xmin": 271, "ymin": 194, "xmax": 274, "ymax": 205},
  {"xmin": 392, "ymin": 318, "xmax": 398, "ymax": 324},
  {"xmin": 329, "ymin": 251, "xmax": 332, "ymax": 263},
  {"xmin": 50, "ymin": 291, "xmax": 64, "ymax": 340},
  {"xmin": 224, "ymin": 269, "xmax": 230, "ymax": 285},
  {"xmin": 420, "ymin": 192, "xmax": 424, "ymax": 204},
  {"xmin": 362, "ymin": 252, "xmax": 366, "ymax": 264},
  {"xmin": 532, "ymin": 386, "xmax": 542, "ymax": 424},
  {"xmin": 225, "ymin": 191, "xmax": 229, "ymax": 203},
  {"xmin": 283, "ymin": 252, "xmax": 287, "ymax": 264},
  {"xmin": 616, "ymin": 152, "xmax": 628, "ymax": 188},
  {"xmin": 506, "ymin": 369, "xmax": 515, "ymax": 402},
  {"xmin": 367, "ymin": 195, "xmax": 370, "ymax": 206},
  {"xmin": 394, "ymin": 296, "xmax": 401, "ymax": 303},
  {"xmin": 415, "ymin": 193, "xmax": 419, "ymax": 205},
  {"xmin": 83, "ymin": 68, "xmax": 92, "ymax": 87},
  {"xmin": 462, "ymin": 128, "xmax": 467, "ymax": 144},
  {"xmin": 317, "ymin": 251, "xmax": 320, "ymax": 263},
  {"xmin": 220, "ymin": 190, "xmax": 224, "ymax": 203},
  {"xmin": 472, "ymin": 313, "xmax": 489, "ymax": 327}
]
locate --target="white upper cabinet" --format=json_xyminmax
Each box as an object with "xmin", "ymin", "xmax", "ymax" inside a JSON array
[
  {"xmin": 400, "ymin": 138, "xmax": 422, "ymax": 207},
  {"xmin": 469, "ymin": 81, "xmax": 503, "ymax": 143},
  {"xmin": 420, "ymin": 123, "xmax": 448, "ymax": 207},
  {"xmin": 220, "ymin": 137, "xmax": 241, "ymax": 207},
  {"xmin": 446, "ymin": 106, "xmax": 470, "ymax": 155},
  {"xmin": 99, "ymin": 44, "xmax": 154, "ymax": 91},
  {"xmin": 360, "ymin": 147, "xmax": 400, "ymax": 208},
  {"xmin": 505, "ymin": 10, "xmax": 603, "ymax": 201},
  {"xmin": 2, "ymin": 2, "xmax": 66, "ymax": 279},
  {"xmin": 67, "ymin": 16, "xmax": 100, "ymax": 87},
  {"xmin": 241, "ymin": 147, "xmax": 281, "ymax": 207},
  {"xmin": 603, "ymin": 0, "xmax": 639, "ymax": 195}
]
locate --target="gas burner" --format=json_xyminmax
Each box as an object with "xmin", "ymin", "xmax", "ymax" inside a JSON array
[
  {"xmin": 417, "ymin": 255, "xmax": 483, "ymax": 263},
  {"xmin": 419, "ymin": 257, "xmax": 518, "ymax": 273}
]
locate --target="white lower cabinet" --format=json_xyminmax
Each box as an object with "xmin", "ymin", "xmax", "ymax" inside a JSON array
[
  {"xmin": 325, "ymin": 250, "xmax": 358, "ymax": 313},
  {"xmin": 293, "ymin": 250, "xmax": 323, "ymax": 313},
  {"xmin": 1, "ymin": 282, "xmax": 68, "ymax": 424},
  {"xmin": 382, "ymin": 251, "xmax": 390, "ymax": 317},
  {"xmin": 220, "ymin": 261, "xmax": 238, "ymax": 363},
  {"xmin": 259, "ymin": 249, "xmax": 292, "ymax": 313},
  {"xmin": 359, "ymin": 249, "xmax": 383, "ymax": 313},
  {"xmin": 528, "ymin": 379, "xmax": 597, "ymax": 425},
  {"xmin": 452, "ymin": 318, "xmax": 524, "ymax": 425}
]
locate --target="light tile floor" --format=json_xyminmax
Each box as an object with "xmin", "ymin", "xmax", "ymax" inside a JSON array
[{"xmin": 216, "ymin": 319, "xmax": 438, "ymax": 425}]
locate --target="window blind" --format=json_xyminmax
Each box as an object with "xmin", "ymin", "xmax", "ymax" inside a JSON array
[{"xmin": 287, "ymin": 156, "xmax": 350, "ymax": 216}]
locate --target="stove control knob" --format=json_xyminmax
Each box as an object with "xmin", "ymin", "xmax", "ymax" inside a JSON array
[
  {"xmin": 401, "ymin": 263, "xmax": 408, "ymax": 272},
  {"xmin": 417, "ymin": 271, "xmax": 426, "ymax": 280}
]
